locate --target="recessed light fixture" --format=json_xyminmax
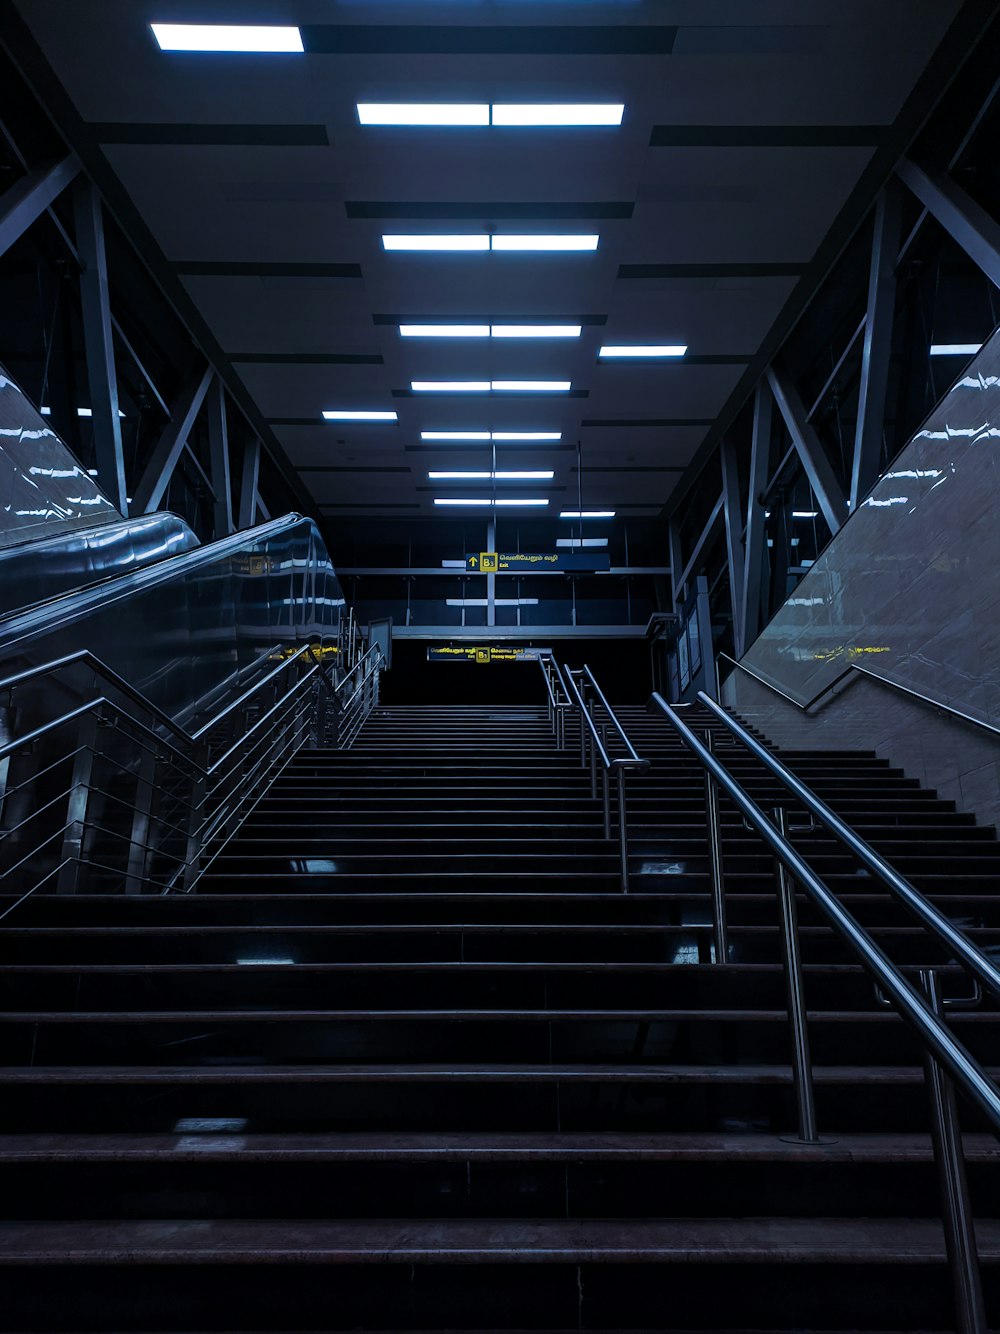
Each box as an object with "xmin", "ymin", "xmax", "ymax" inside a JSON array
[
  {"xmin": 929, "ymin": 343, "xmax": 982, "ymax": 356},
  {"xmin": 421, "ymin": 431, "xmax": 493, "ymax": 442},
  {"xmin": 151, "ymin": 23, "xmax": 303, "ymax": 52},
  {"xmin": 599, "ymin": 345, "xmax": 687, "ymax": 358},
  {"xmin": 383, "ymin": 234, "xmax": 599, "ymax": 253},
  {"xmin": 560, "ymin": 510, "xmax": 615, "ymax": 519},
  {"xmin": 383, "ymin": 235, "xmax": 491, "ymax": 252},
  {"xmin": 556, "ymin": 537, "xmax": 609, "ymax": 548},
  {"xmin": 447, "ymin": 598, "xmax": 540, "ymax": 607},
  {"xmin": 434, "ymin": 497, "xmax": 549, "ymax": 506},
  {"xmin": 358, "ymin": 104, "xmax": 489, "ymax": 126},
  {"xmin": 322, "ymin": 410, "xmax": 398, "ymax": 421},
  {"xmin": 412, "ymin": 381, "xmax": 570, "ymax": 394},
  {"xmin": 792, "ymin": 510, "xmax": 819, "ymax": 519},
  {"xmin": 428, "ymin": 470, "xmax": 554, "ymax": 480},
  {"xmin": 75, "ymin": 408, "xmax": 126, "ymax": 418},
  {"xmin": 400, "ymin": 324, "xmax": 580, "ymax": 339},
  {"xmin": 491, "ymin": 431, "xmax": 562, "ymax": 441},
  {"xmin": 492, "ymin": 104, "xmax": 624, "ymax": 127},
  {"xmin": 359, "ymin": 104, "xmax": 623, "ymax": 128},
  {"xmin": 420, "ymin": 430, "xmax": 562, "ymax": 442}
]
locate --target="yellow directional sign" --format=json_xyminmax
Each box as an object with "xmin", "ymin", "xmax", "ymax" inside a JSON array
[{"xmin": 480, "ymin": 552, "xmax": 498, "ymax": 573}]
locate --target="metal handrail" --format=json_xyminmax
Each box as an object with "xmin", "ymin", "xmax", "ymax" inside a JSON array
[
  {"xmin": 719, "ymin": 651, "xmax": 1000, "ymax": 741},
  {"xmin": 582, "ymin": 665, "xmax": 643, "ymax": 763},
  {"xmin": 695, "ymin": 689, "xmax": 1000, "ymax": 1004},
  {"xmin": 649, "ymin": 692, "xmax": 1000, "ymax": 1133}
]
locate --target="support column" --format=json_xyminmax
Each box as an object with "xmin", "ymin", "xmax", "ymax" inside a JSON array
[
  {"xmin": 486, "ymin": 517, "xmax": 496, "ymax": 627},
  {"xmin": 73, "ymin": 179, "xmax": 127, "ymax": 513},
  {"xmin": 238, "ymin": 436, "xmax": 260, "ymax": 530},
  {"xmin": 720, "ymin": 437, "xmax": 745, "ymax": 657},
  {"xmin": 740, "ymin": 381, "xmax": 773, "ymax": 653},
  {"xmin": 852, "ymin": 186, "xmax": 901, "ymax": 511},
  {"xmin": 206, "ymin": 379, "xmax": 234, "ymax": 539}
]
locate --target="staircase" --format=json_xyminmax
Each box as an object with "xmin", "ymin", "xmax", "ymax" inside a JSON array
[{"xmin": 0, "ymin": 699, "xmax": 998, "ymax": 1331}]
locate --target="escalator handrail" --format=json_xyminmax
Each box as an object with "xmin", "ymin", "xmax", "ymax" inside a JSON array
[
  {"xmin": 649, "ymin": 692, "xmax": 1000, "ymax": 1137},
  {"xmin": 694, "ymin": 687, "xmax": 1000, "ymax": 1005}
]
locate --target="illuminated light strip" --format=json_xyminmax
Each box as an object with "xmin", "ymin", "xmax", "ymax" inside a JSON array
[
  {"xmin": 151, "ymin": 23, "xmax": 303, "ymax": 52},
  {"xmin": 383, "ymin": 234, "xmax": 599, "ymax": 252}
]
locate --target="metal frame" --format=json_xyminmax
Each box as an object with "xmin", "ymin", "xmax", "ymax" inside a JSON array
[
  {"xmin": 766, "ymin": 364, "xmax": 847, "ymax": 535},
  {"xmin": 898, "ymin": 157, "xmax": 1000, "ymax": 290},
  {"xmin": 0, "ymin": 154, "xmax": 79, "ymax": 258},
  {"xmin": 207, "ymin": 377, "xmax": 234, "ymax": 538},
  {"xmin": 740, "ymin": 381, "xmax": 773, "ymax": 652},
  {"xmin": 851, "ymin": 185, "xmax": 901, "ymax": 511},
  {"xmin": 133, "ymin": 365, "xmax": 214, "ymax": 515}
]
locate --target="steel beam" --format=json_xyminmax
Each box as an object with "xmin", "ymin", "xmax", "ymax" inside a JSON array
[
  {"xmin": 132, "ymin": 365, "xmax": 213, "ymax": 514},
  {"xmin": 238, "ymin": 436, "xmax": 260, "ymax": 530},
  {"xmin": 740, "ymin": 381, "xmax": 773, "ymax": 655},
  {"xmin": 73, "ymin": 179, "xmax": 127, "ymax": 514},
  {"xmin": 852, "ymin": 186, "xmax": 901, "ymax": 511},
  {"xmin": 898, "ymin": 158, "xmax": 1000, "ymax": 290},
  {"xmin": 720, "ymin": 438, "xmax": 745, "ymax": 656},
  {"xmin": 255, "ymin": 490, "xmax": 271, "ymax": 522},
  {"xmin": 675, "ymin": 495, "xmax": 724, "ymax": 597},
  {"xmin": 0, "ymin": 155, "xmax": 79, "ymax": 258},
  {"xmin": 206, "ymin": 379, "xmax": 233, "ymax": 537},
  {"xmin": 766, "ymin": 365, "xmax": 847, "ymax": 535},
  {"xmin": 668, "ymin": 518, "xmax": 684, "ymax": 610}
]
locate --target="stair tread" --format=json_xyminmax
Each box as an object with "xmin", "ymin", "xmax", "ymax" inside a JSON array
[{"xmin": 1, "ymin": 1215, "xmax": 999, "ymax": 1264}]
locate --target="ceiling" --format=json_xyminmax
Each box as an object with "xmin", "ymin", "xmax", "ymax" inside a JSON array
[{"xmin": 11, "ymin": 0, "xmax": 964, "ymax": 540}]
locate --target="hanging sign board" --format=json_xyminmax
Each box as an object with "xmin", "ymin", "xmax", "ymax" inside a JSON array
[
  {"xmin": 426, "ymin": 646, "xmax": 553, "ymax": 664},
  {"xmin": 465, "ymin": 551, "xmax": 610, "ymax": 573}
]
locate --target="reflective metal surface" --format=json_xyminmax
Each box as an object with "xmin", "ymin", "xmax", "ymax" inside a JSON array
[
  {"xmin": 0, "ymin": 510, "xmax": 200, "ymax": 618},
  {"xmin": 0, "ymin": 369, "xmax": 117, "ymax": 548}
]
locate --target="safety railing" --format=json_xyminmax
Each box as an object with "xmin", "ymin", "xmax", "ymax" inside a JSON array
[
  {"xmin": 719, "ymin": 651, "xmax": 1000, "ymax": 742},
  {"xmin": 537, "ymin": 653, "xmax": 573, "ymax": 749},
  {"xmin": 556, "ymin": 661, "xmax": 648, "ymax": 891},
  {"xmin": 0, "ymin": 635, "xmax": 383, "ymax": 903},
  {"xmin": 650, "ymin": 690, "xmax": 1000, "ymax": 1334}
]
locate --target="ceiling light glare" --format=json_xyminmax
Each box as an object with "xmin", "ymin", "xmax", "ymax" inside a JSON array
[
  {"xmin": 421, "ymin": 431, "xmax": 492, "ymax": 441},
  {"xmin": 792, "ymin": 510, "xmax": 819, "ymax": 518},
  {"xmin": 358, "ymin": 104, "xmax": 489, "ymax": 126},
  {"xmin": 429, "ymin": 470, "xmax": 554, "ymax": 480},
  {"xmin": 323, "ymin": 410, "xmax": 398, "ymax": 421},
  {"xmin": 383, "ymin": 235, "xmax": 489, "ymax": 252},
  {"xmin": 77, "ymin": 408, "xmax": 126, "ymax": 418},
  {"xmin": 492, "ymin": 381, "xmax": 570, "ymax": 392},
  {"xmin": 492, "ymin": 235, "xmax": 599, "ymax": 252},
  {"xmin": 491, "ymin": 431, "xmax": 561, "ymax": 441},
  {"xmin": 400, "ymin": 324, "xmax": 490, "ymax": 338},
  {"xmin": 495, "ymin": 497, "xmax": 548, "ymax": 506},
  {"xmin": 412, "ymin": 381, "xmax": 491, "ymax": 393},
  {"xmin": 447, "ymin": 598, "xmax": 539, "ymax": 607},
  {"xmin": 599, "ymin": 345, "xmax": 687, "ymax": 358},
  {"xmin": 492, "ymin": 103, "xmax": 624, "ymax": 127},
  {"xmin": 929, "ymin": 343, "xmax": 983, "ymax": 356},
  {"xmin": 151, "ymin": 23, "xmax": 303, "ymax": 52},
  {"xmin": 557, "ymin": 537, "xmax": 609, "ymax": 548},
  {"xmin": 434, "ymin": 497, "xmax": 548, "ymax": 506},
  {"xmin": 560, "ymin": 510, "xmax": 615, "ymax": 519},
  {"xmin": 491, "ymin": 325, "xmax": 581, "ymax": 338}
]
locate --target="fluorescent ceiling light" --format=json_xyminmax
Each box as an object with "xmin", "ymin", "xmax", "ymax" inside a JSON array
[
  {"xmin": 428, "ymin": 470, "xmax": 554, "ymax": 480},
  {"xmin": 792, "ymin": 510, "xmax": 818, "ymax": 518},
  {"xmin": 557, "ymin": 537, "xmax": 609, "ymax": 548},
  {"xmin": 412, "ymin": 381, "xmax": 569, "ymax": 393},
  {"xmin": 491, "ymin": 325, "xmax": 581, "ymax": 339},
  {"xmin": 401, "ymin": 324, "xmax": 580, "ymax": 339},
  {"xmin": 929, "ymin": 343, "xmax": 982, "ymax": 356},
  {"xmin": 358, "ymin": 103, "xmax": 489, "ymax": 126},
  {"xmin": 236, "ymin": 958, "xmax": 295, "ymax": 966},
  {"xmin": 434, "ymin": 497, "xmax": 549, "ymax": 506},
  {"xmin": 560, "ymin": 510, "xmax": 615, "ymax": 519},
  {"xmin": 383, "ymin": 235, "xmax": 490, "ymax": 252},
  {"xmin": 491, "ymin": 431, "xmax": 561, "ymax": 441},
  {"xmin": 400, "ymin": 324, "xmax": 490, "ymax": 338},
  {"xmin": 421, "ymin": 431, "xmax": 492, "ymax": 441},
  {"xmin": 447, "ymin": 598, "xmax": 539, "ymax": 607},
  {"xmin": 323, "ymin": 410, "xmax": 397, "ymax": 421},
  {"xmin": 492, "ymin": 103, "xmax": 624, "ymax": 127},
  {"xmin": 151, "ymin": 23, "xmax": 303, "ymax": 52},
  {"xmin": 492, "ymin": 235, "xmax": 599, "ymax": 252},
  {"xmin": 599, "ymin": 345, "xmax": 687, "ymax": 358}
]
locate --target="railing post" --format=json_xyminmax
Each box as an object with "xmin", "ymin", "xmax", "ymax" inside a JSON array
[
  {"xmin": 703, "ymin": 732, "xmax": 728, "ymax": 964},
  {"xmin": 920, "ymin": 967, "xmax": 987, "ymax": 1334},
  {"xmin": 773, "ymin": 806, "xmax": 820, "ymax": 1143},
  {"xmin": 124, "ymin": 745, "xmax": 158, "ymax": 894},
  {"xmin": 181, "ymin": 741, "xmax": 209, "ymax": 891},
  {"xmin": 601, "ymin": 761, "xmax": 611, "ymax": 839},
  {"xmin": 617, "ymin": 767, "xmax": 630, "ymax": 893},
  {"xmin": 57, "ymin": 711, "xmax": 99, "ymax": 893}
]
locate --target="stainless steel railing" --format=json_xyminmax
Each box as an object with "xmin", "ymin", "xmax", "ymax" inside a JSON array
[
  {"xmin": 537, "ymin": 653, "xmax": 573, "ymax": 749},
  {"xmin": 549, "ymin": 659, "xmax": 648, "ymax": 891},
  {"xmin": 649, "ymin": 690, "xmax": 1000, "ymax": 1334},
  {"xmin": 0, "ymin": 634, "xmax": 383, "ymax": 903}
]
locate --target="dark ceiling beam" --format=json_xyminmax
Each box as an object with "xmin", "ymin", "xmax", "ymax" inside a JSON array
[
  {"xmin": 0, "ymin": 153, "xmax": 78, "ymax": 258},
  {"xmin": 0, "ymin": 0, "xmax": 319, "ymax": 525}
]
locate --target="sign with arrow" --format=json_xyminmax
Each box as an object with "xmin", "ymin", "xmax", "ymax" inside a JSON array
[{"xmin": 464, "ymin": 551, "xmax": 610, "ymax": 573}]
